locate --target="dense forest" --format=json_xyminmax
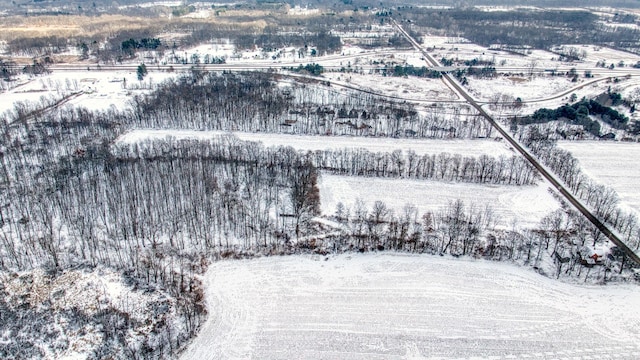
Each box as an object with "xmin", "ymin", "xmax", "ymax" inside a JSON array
[
  {"xmin": 395, "ymin": 8, "xmax": 640, "ymax": 53},
  {"xmin": 514, "ymin": 92, "xmax": 630, "ymax": 138},
  {"xmin": 2, "ymin": 0, "xmax": 640, "ymax": 357},
  {"xmin": 0, "ymin": 70, "xmax": 494, "ymax": 358},
  {"xmin": 127, "ymin": 71, "xmax": 496, "ymax": 138},
  {"xmin": 0, "ymin": 68, "xmax": 638, "ymax": 358}
]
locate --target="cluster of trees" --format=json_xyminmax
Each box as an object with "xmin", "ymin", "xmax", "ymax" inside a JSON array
[
  {"xmin": 288, "ymin": 63, "xmax": 324, "ymax": 76},
  {"xmin": 385, "ymin": 65, "xmax": 441, "ymax": 78},
  {"xmin": 1, "ymin": 59, "xmax": 18, "ymax": 85},
  {"xmin": 464, "ymin": 66, "xmax": 497, "ymax": 78},
  {"xmin": 463, "ymin": 58, "xmax": 495, "ymax": 67},
  {"xmin": 397, "ymin": 7, "xmax": 640, "ymax": 53},
  {"xmin": 445, "ymin": 64, "xmax": 499, "ymax": 85},
  {"xmin": 552, "ymin": 46, "xmax": 588, "ymax": 61},
  {"xmin": 121, "ymin": 38, "xmax": 162, "ymax": 58},
  {"xmin": 332, "ymin": 199, "xmax": 489, "ymax": 256},
  {"xmin": 137, "ymin": 63, "xmax": 148, "ymax": 80},
  {"xmin": 100, "ymin": 29, "xmax": 164, "ymax": 63},
  {"xmin": 516, "ymin": 93, "xmax": 629, "ymax": 138},
  {"xmin": 440, "ymin": 57, "xmax": 496, "ymax": 69},
  {"xmin": 22, "ymin": 59, "xmax": 51, "ymax": 76},
  {"xmin": 325, "ymin": 198, "xmax": 626, "ymax": 282},
  {"xmin": 129, "ymin": 71, "xmax": 495, "ymax": 139},
  {"xmin": 0, "ymin": 97, "xmax": 324, "ymax": 356},
  {"xmin": 6, "ymin": 36, "xmax": 69, "ymax": 57},
  {"xmin": 171, "ymin": 5, "xmax": 196, "ymax": 17},
  {"xmin": 4, "ymin": 28, "xmax": 161, "ymax": 64},
  {"xmin": 453, "ymin": 66, "xmax": 497, "ymax": 86},
  {"xmin": 310, "ymin": 148, "xmax": 538, "ymax": 185},
  {"xmin": 519, "ymin": 127, "xmax": 640, "ymax": 252}
]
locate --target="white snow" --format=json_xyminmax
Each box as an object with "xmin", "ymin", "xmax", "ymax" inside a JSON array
[
  {"xmin": 287, "ymin": 6, "xmax": 320, "ymax": 16},
  {"xmin": 466, "ymin": 75, "xmax": 576, "ymax": 103},
  {"xmin": 2, "ymin": 267, "xmax": 176, "ymax": 359},
  {"xmin": 580, "ymin": 45, "xmax": 640, "ymax": 66},
  {"xmin": 0, "ymin": 70, "xmax": 179, "ymax": 114},
  {"xmin": 558, "ymin": 140, "xmax": 640, "ymax": 216},
  {"xmin": 116, "ymin": 129, "xmax": 515, "ymax": 158},
  {"xmin": 181, "ymin": 253, "xmax": 640, "ymax": 360},
  {"xmin": 115, "ymin": 130, "xmax": 554, "ymax": 228},
  {"xmin": 318, "ymin": 174, "xmax": 560, "ymax": 229},
  {"xmin": 322, "ymin": 72, "xmax": 459, "ymax": 102}
]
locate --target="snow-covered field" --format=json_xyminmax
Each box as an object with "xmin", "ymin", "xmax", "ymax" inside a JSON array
[
  {"xmin": 466, "ymin": 75, "xmax": 576, "ymax": 103},
  {"xmin": 471, "ymin": 75, "xmax": 640, "ymax": 118},
  {"xmin": 319, "ymin": 174, "xmax": 559, "ymax": 228},
  {"xmin": 558, "ymin": 141, "xmax": 640, "ymax": 215},
  {"xmin": 117, "ymin": 130, "xmax": 514, "ymax": 158},
  {"xmin": 425, "ymin": 36, "xmax": 558, "ymax": 69},
  {"xmin": 0, "ymin": 70, "xmax": 177, "ymax": 114},
  {"xmin": 424, "ymin": 33, "xmax": 640, "ymax": 71},
  {"xmin": 181, "ymin": 254, "xmax": 640, "ymax": 360},
  {"xmin": 117, "ymin": 130, "xmax": 551, "ymax": 227},
  {"xmin": 323, "ymin": 72, "xmax": 459, "ymax": 102},
  {"xmin": 580, "ymin": 45, "xmax": 640, "ymax": 67}
]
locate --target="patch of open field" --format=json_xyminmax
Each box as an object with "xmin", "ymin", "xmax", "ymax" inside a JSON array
[
  {"xmin": 116, "ymin": 129, "xmax": 515, "ymax": 158},
  {"xmin": 466, "ymin": 74, "xmax": 576, "ymax": 102},
  {"xmin": 0, "ymin": 70, "xmax": 178, "ymax": 114},
  {"xmin": 557, "ymin": 140, "xmax": 640, "ymax": 216},
  {"xmin": 322, "ymin": 72, "xmax": 458, "ymax": 101},
  {"xmin": 0, "ymin": 15, "xmax": 163, "ymax": 40},
  {"xmin": 318, "ymin": 174, "xmax": 559, "ymax": 229},
  {"xmin": 181, "ymin": 253, "xmax": 640, "ymax": 360}
]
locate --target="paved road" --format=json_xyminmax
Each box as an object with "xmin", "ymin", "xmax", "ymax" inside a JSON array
[
  {"xmin": 393, "ymin": 19, "xmax": 640, "ymax": 265},
  {"xmin": 39, "ymin": 49, "xmax": 640, "ymax": 107}
]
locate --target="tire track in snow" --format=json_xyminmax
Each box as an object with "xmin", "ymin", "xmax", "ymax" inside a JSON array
[{"xmin": 181, "ymin": 254, "xmax": 640, "ymax": 360}]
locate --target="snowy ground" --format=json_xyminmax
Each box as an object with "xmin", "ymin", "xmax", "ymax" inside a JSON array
[
  {"xmin": 424, "ymin": 33, "xmax": 640, "ymax": 71},
  {"xmin": 116, "ymin": 129, "xmax": 557, "ymax": 228},
  {"xmin": 579, "ymin": 45, "xmax": 640, "ymax": 67},
  {"xmin": 3, "ymin": 39, "xmax": 639, "ymax": 118},
  {"xmin": 0, "ymin": 70, "xmax": 178, "ymax": 114},
  {"xmin": 2, "ymin": 266, "xmax": 177, "ymax": 359},
  {"xmin": 116, "ymin": 130, "xmax": 515, "ymax": 158},
  {"xmin": 180, "ymin": 253, "xmax": 640, "ymax": 360},
  {"xmin": 322, "ymin": 72, "xmax": 459, "ymax": 102},
  {"xmin": 318, "ymin": 174, "xmax": 559, "ymax": 229},
  {"xmin": 425, "ymin": 36, "xmax": 557, "ymax": 70},
  {"xmin": 558, "ymin": 141, "xmax": 640, "ymax": 216},
  {"xmin": 473, "ymin": 74, "xmax": 640, "ymax": 119},
  {"xmin": 466, "ymin": 75, "xmax": 576, "ymax": 103}
]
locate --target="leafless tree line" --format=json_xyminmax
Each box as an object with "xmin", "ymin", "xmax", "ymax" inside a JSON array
[
  {"xmin": 521, "ymin": 126, "xmax": 640, "ymax": 252},
  {"xmin": 311, "ymin": 148, "xmax": 538, "ymax": 185},
  {"xmin": 325, "ymin": 198, "xmax": 630, "ymax": 282}
]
